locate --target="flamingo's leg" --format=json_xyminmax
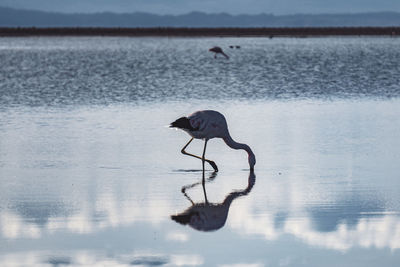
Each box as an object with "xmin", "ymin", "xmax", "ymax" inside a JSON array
[
  {"xmin": 201, "ymin": 142, "xmax": 209, "ymax": 203},
  {"xmin": 181, "ymin": 171, "xmax": 216, "ymax": 192},
  {"xmin": 182, "ymin": 190, "xmax": 195, "ymax": 205},
  {"xmin": 181, "ymin": 171, "xmax": 217, "ymax": 205},
  {"xmin": 201, "ymin": 168, "xmax": 208, "ymax": 204},
  {"xmin": 201, "ymin": 139, "xmax": 208, "ymax": 172},
  {"xmin": 181, "ymin": 138, "xmax": 219, "ymax": 172}
]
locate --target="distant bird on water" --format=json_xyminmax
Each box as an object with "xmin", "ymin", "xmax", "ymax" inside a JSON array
[
  {"xmin": 209, "ymin": 46, "xmax": 229, "ymax": 59},
  {"xmin": 170, "ymin": 110, "xmax": 256, "ymax": 172}
]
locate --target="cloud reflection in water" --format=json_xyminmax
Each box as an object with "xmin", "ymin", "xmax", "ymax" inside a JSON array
[{"xmin": 1, "ymin": 174, "xmax": 400, "ymax": 252}]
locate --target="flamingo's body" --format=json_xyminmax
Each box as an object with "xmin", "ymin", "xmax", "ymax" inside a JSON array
[
  {"xmin": 209, "ymin": 46, "xmax": 229, "ymax": 59},
  {"xmin": 170, "ymin": 110, "xmax": 256, "ymax": 172}
]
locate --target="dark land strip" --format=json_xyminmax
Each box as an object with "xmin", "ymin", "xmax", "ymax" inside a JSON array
[{"xmin": 1, "ymin": 27, "xmax": 400, "ymax": 37}]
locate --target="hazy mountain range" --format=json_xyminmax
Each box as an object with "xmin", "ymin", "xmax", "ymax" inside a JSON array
[{"xmin": 1, "ymin": 6, "xmax": 400, "ymax": 27}]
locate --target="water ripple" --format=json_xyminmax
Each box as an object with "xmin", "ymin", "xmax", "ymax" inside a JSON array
[{"xmin": 1, "ymin": 37, "xmax": 399, "ymax": 107}]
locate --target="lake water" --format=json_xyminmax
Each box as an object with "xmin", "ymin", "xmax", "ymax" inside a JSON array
[{"xmin": 0, "ymin": 37, "xmax": 400, "ymax": 266}]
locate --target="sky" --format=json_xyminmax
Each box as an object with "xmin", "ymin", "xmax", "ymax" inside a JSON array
[{"xmin": 1, "ymin": 0, "xmax": 400, "ymax": 15}]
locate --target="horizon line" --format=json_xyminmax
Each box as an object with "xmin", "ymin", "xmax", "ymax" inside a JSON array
[{"xmin": 1, "ymin": 5, "xmax": 400, "ymax": 17}]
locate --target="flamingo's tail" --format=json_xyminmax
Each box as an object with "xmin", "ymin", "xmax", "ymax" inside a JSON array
[{"xmin": 170, "ymin": 117, "xmax": 198, "ymax": 131}]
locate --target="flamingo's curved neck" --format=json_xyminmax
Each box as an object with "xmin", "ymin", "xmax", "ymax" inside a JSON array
[
  {"xmin": 223, "ymin": 134, "xmax": 253, "ymax": 155},
  {"xmin": 222, "ymin": 172, "xmax": 256, "ymax": 206},
  {"xmin": 223, "ymin": 132, "xmax": 256, "ymax": 170}
]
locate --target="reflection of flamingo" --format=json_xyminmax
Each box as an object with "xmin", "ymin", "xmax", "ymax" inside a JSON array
[
  {"xmin": 171, "ymin": 171, "xmax": 256, "ymax": 232},
  {"xmin": 170, "ymin": 110, "xmax": 256, "ymax": 172},
  {"xmin": 209, "ymin": 46, "xmax": 229, "ymax": 59}
]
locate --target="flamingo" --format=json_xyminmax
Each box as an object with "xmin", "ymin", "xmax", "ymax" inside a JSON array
[
  {"xmin": 209, "ymin": 46, "xmax": 229, "ymax": 59},
  {"xmin": 170, "ymin": 110, "xmax": 256, "ymax": 172}
]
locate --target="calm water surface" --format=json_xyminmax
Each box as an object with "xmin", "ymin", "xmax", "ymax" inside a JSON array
[{"xmin": 0, "ymin": 37, "xmax": 400, "ymax": 266}]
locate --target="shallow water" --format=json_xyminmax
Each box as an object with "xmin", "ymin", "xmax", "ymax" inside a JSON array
[
  {"xmin": 1, "ymin": 37, "xmax": 400, "ymax": 107},
  {"xmin": 0, "ymin": 37, "xmax": 400, "ymax": 266}
]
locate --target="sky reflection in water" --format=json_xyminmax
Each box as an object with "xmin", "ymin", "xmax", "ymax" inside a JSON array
[
  {"xmin": 0, "ymin": 100, "xmax": 399, "ymax": 266},
  {"xmin": 1, "ymin": 36, "xmax": 400, "ymax": 266}
]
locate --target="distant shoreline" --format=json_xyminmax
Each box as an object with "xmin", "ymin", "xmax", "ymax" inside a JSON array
[{"xmin": 1, "ymin": 27, "xmax": 399, "ymax": 37}]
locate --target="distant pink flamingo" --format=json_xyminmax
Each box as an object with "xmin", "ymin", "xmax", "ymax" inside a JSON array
[
  {"xmin": 209, "ymin": 46, "xmax": 229, "ymax": 59},
  {"xmin": 170, "ymin": 110, "xmax": 256, "ymax": 172}
]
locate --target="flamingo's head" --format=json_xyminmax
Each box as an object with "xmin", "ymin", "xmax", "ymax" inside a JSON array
[{"xmin": 209, "ymin": 47, "xmax": 221, "ymax": 53}]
